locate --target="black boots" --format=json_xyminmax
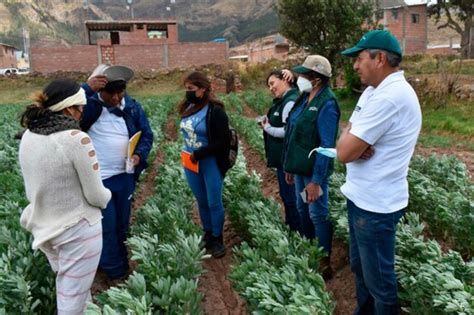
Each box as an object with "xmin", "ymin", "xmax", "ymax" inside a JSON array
[
  {"xmin": 210, "ymin": 234, "xmax": 226, "ymax": 258},
  {"xmin": 201, "ymin": 231, "xmax": 212, "ymax": 250},
  {"xmin": 201, "ymin": 232, "xmax": 226, "ymax": 258}
]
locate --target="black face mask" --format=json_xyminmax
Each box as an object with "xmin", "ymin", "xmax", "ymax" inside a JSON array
[{"xmin": 185, "ymin": 90, "xmax": 201, "ymax": 104}]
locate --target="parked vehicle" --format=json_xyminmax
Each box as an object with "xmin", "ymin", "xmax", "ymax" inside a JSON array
[{"xmin": 0, "ymin": 68, "xmax": 18, "ymax": 76}]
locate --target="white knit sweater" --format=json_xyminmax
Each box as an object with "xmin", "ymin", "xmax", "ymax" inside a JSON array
[{"xmin": 19, "ymin": 129, "xmax": 111, "ymax": 249}]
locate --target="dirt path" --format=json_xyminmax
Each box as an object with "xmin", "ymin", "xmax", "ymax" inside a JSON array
[
  {"xmin": 239, "ymin": 103, "xmax": 356, "ymax": 315},
  {"xmin": 171, "ymin": 112, "xmax": 247, "ymax": 314}
]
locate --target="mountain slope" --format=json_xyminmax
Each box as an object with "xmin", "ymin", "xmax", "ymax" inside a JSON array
[{"xmin": 0, "ymin": 0, "xmax": 278, "ymax": 49}]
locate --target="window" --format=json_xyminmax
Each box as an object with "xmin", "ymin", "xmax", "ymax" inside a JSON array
[
  {"xmin": 391, "ymin": 9, "xmax": 398, "ymax": 20},
  {"xmin": 412, "ymin": 14, "xmax": 420, "ymax": 24}
]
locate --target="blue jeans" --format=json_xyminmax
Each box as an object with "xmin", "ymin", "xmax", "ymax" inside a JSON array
[
  {"xmin": 184, "ymin": 156, "xmax": 224, "ymax": 237},
  {"xmin": 348, "ymin": 199, "xmax": 404, "ymax": 315},
  {"xmin": 295, "ymin": 175, "xmax": 333, "ymax": 254},
  {"xmin": 100, "ymin": 173, "xmax": 135, "ymax": 279},
  {"xmin": 276, "ymin": 168, "xmax": 300, "ymax": 233}
]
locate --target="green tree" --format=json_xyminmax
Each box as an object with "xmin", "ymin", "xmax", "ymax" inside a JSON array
[
  {"xmin": 428, "ymin": 0, "xmax": 474, "ymax": 59},
  {"xmin": 276, "ymin": 0, "xmax": 373, "ymax": 69}
]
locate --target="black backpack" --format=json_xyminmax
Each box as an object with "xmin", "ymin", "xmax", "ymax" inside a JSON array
[{"xmin": 228, "ymin": 128, "xmax": 238, "ymax": 168}]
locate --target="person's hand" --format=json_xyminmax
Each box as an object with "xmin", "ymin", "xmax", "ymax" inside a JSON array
[
  {"xmin": 131, "ymin": 154, "xmax": 140, "ymax": 166},
  {"xmin": 359, "ymin": 145, "xmax": 375, "ymax": 160},
  {"xmin": 282, "ymin": 69, "xmax": 294, "ymax": 83},
  {"xmin": 87, "ymin": 75, "xmax": 108, "ymax": 92},
  {"xmin": 190, "ymin": 153, "xmax": 197, "ymax": 164},
  {"xmin": 285, "ymin": 173, "xmax": 294, "ymax": 185},
  {"xmin": 305, "ymin": 182, "xmax": 321, "ymax": 203},
  {"xmin": 259, "ymin": 116, "xmax": 269, "ymax": 129}
]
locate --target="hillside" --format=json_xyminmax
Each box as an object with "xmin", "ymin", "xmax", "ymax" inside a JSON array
[{"xmin": 0, "ymin": 0, "xmax": 278, "ymax": 49}]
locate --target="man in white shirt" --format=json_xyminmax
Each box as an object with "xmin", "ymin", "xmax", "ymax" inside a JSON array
[{"xmin": 337, "ymin": 30, "xmax": 422, "ymax": 314}]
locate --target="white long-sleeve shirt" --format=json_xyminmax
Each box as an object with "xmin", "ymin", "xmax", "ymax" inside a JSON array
[{"xmin": 263, "ymin": 100, "xmax": 295, "ymax": 138}]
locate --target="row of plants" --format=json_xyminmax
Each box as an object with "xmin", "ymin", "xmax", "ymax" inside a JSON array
[
  {"xmin": 229, "ymin": 106, "xmax": 473, "ymax": 314},
  {"xmin": 0, "ymin": 95, "xmax": 179, "ymax": 313},
  {"xmin": 240, "ymin": 89, "xmax": 273, "ymax": 115},
  {"xmin": 87, "ymin": 142, "xmax": 207, "ymax": 314},
  {"xmin": 327, "ymin": 164, "xmax": 474, "ymax": 314},
  {"xmin": 224, "ymin": 154, "xmax": 335, "ymax": 314},
  {"xmin": 0, "ymin": 104, "xmax": 57, "ymax": 314}
]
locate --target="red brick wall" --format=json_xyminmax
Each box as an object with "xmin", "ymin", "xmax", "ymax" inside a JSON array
[
  {"xmin": 384, "ymin": 5, "xmax": 427, "ymax": 54},
  {"xmin": 30, "ymin": 42, "xmax": 227, "ymax": 73},
  {"xmin": 30, "ymin": 45, "xmax": 98, "ymax": 73},
  {"xmin": 120, "ymin": 23, "xmax": 178, "ymax": 45},
  {"xmin": 114, "ymin": 45, "xmax": 165, "ymax": 70},
  {"xmin": 0, "ymin": 46, "xmax": 17, "ymax": 68},
  {"xmin": 168, "ymin": 42, "xmax": 227, "ymax": 68}
]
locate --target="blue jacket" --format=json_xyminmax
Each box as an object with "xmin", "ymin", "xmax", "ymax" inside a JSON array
[{"xmin": 80, "ymin": 84, "xmax": 154, "ymax": 181}]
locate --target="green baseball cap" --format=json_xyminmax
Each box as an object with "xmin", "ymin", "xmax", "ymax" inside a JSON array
[{"xmin": 341, "ymin": 30, "xmax": 402, "ymax": 57}]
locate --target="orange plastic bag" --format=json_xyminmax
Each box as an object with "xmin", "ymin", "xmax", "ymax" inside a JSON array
[{"xmin": 181, "ymin": 151, "xmax": 199, "ymax": 173}]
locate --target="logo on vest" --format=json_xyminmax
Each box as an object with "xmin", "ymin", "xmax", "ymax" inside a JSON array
[
  {"xmin": 273, "ymin": 112, "xmax": 280, "ymax": 116},
  {"xmin": 308, "ymin": 107, "xmax": 318, "ymax": 111}
]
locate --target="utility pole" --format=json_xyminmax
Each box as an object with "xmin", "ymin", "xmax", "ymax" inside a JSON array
[
  {"xmin": 22, "ymin": 27, "xmax": 30, "ymax": 67},
  {"xmin": 127, "ymin": 0, "xmax": 134, "ymax": 19}
]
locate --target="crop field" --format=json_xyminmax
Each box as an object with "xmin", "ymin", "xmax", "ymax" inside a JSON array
[{"xmin": 0, "ymin": 82, "xmax": 472, "ymax": 314}]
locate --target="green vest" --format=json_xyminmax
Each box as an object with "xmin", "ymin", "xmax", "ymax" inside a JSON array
[
  {"xmin": 264, "ymin": 88, "xmax": 299, "ymax": 168},
  {"xmin": 283, "ymin": 86, "xmax": 338, "ymax": 176}
]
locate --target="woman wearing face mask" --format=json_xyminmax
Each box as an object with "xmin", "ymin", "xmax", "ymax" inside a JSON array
[
  {"xmin": 282, "ymin": 55, "xmax": 340, "ymax": 280},
  {"xmin": 259, "ymin": 70, "xmax": 301, "ymax": 233},
  {"xmin": 178, "ymin": 71, "xmax": 231, "ymax": 258}
]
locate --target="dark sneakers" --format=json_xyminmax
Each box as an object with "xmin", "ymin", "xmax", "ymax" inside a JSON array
[{"xmin": 210, "ymin": 234, "xmax": 226, "ymax": 258}]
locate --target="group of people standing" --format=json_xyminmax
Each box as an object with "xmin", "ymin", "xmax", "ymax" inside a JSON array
[
  {"xmin": 261, "ymin": 30, "xmax": 421, "ymax": 315},
  {"xmin": 18, "ymin": 30, "xmax": 421, "ymax": 315}
]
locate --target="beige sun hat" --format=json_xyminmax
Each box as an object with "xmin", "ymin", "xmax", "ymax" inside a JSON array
[{"xmin": 292, "ymin": 55, "xmax": 332, "ymax": 78}]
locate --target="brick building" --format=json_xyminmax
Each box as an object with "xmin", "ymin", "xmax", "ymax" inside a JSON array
[
  {"xmin": 30, "ymin": 20, "xmax": 228, "ymax": 74},
  {"xmin": 378, "ymin": 0, "xmax": 428, "ymax": 54},
  {"xmin": 0, "ymin": 43, "xmax": 17, "ymax": 68},
  {"xmin": 229, "ymin": 34, "xmax": 290, "ymax": 63}
]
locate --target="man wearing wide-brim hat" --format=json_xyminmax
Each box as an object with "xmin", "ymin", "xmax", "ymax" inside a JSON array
[
  {"xmin": 337, "ymin": 30, "xmax": 422, "ymax": 314},
  {"xmin": 80, "ymin": 64, "xmax": 154, "ymax": 281},
  {"xmin": 282, "ymin": 55, "xmax": 341, "ymax": 280}
]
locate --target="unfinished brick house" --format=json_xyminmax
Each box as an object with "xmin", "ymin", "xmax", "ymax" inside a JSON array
[
  {"xmin": 30, "ymin": 20, "xmax": 228, "ymax": 74},
  {"xmin": 0, "ymin": 43, "xmax": 17, "ymax": 68},
  {"xmin": 378, "ymin": 0, "xmax": 428, "ymax": 54}
]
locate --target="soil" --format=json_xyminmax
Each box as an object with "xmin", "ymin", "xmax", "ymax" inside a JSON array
[{"xmin": 193, "ymin": 207, "xmax": 247, "ymax": 314}]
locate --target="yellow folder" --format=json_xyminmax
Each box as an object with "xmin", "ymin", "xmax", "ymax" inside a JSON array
[{"xmin": 128, "ymin": 131, "xmax": 142, "ymax": 158}]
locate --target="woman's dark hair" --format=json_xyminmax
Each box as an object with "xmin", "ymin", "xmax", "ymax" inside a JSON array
[
  {"xmin": 304, "ymin": 70, "xmax": 330, "ymax": 86},
  {"xmin": 20, "ymin": 79, "xmax": 80, "ymax": 128},
  {"xmin": 178, "ymin": 71, "xmax": 224, "ymax": 116},
  {"xmin": 266, "ymin": 70, "xmax": 297, "ymax": 88},
  {"xmin": 265, "ymin": 70, "xmax": 284, "ymax": 86}
]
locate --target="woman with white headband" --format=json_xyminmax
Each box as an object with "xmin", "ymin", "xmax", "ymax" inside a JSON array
[{"xmin": 18, "ymin": 79, "xmax": 111, "ymax": 314}]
